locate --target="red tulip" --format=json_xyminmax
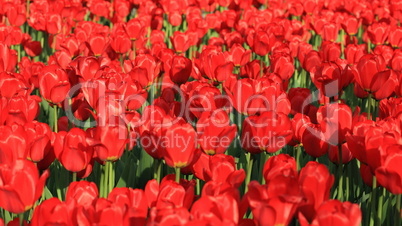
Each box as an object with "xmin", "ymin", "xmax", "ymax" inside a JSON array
[
  {"xmin": 25, "ymin": 121, "xmax": 52, "ymax": 163},
  {"xmin": 181, "ymin": 81, "xmax": 229, "ymax": 119},
  {"xmin": 191, "ymin": 192, "xmax": 239, "ymax": 225},
  {"xmin": 0, "ymin": 159, "xmax": 49, "ymax": 213},
  {"xmin": 39, "ymin": 65, "xmax": 71, "ymax": 104},
  {"xmin": 251, "ymin": 30, "xmax": 273, "ymax": 56},
  {"xmin": 145, "ymin": 176, "xmax": 195, "ymax": 210},
  {"xmin": 128, "ymin": 54, "xmax": 161, "ymax": 88},
  {"xmin": 355, "ymin": 54, "xmax": 386, "ymax": 93},
  {"xmin": 269, "ymin": 52, "xmax": 295, "ymax": 81},
  {"xmin": 247, "ymin": 176, "xmax": 302, "ymax": 226},
  {"xmin": 90, "ymin": 118, "xmax": 128, "ymax": 162},
  {"xmin": 288, "ymin": 88, "xmax": 313, "ymax": 115},
  {"xmin": 87, "ymin": 33, "xmax": 110, "ymax": 56},
  {"xmin": 65, "ymin": 181, "xmax": 99, "ymax": 209},
  {"xmin": 298, "ymin": 161, "xmax": 334, "ymax": 222},
  {"xmin": 125, "ymin": 18, "xmax": 145, "ymax": 41},
  {"xmin": 375, "ymin": 148, "xmax": 402, "ymax": 194},
  {"xmin": 196, "ymin": 110, "xmax": 237, "ymax": 155},
  {"xmin": 263, "ymin": 154, "xmax": 297, "ymax": 183},
  {"xmin": 241, "ymin": 111, "xmax": 293, "ymax": 154},
  {"xmin": 344, "ymin": 44, "xmax": 366, "ymax": 65},
  {"xmin": 302, "ymin": 200, "xmax": 361, "ymax": 226},
  {"xmin": 195, "ymin": 47, "xmax": 234, "ymax": 82},
  {"xmin": 108, "ymin": 187, "xmax": 148, "ymax": 225},
  {"xmin": 319, "ymin": 41, "xmax": 341, "ymax": 62},
  {"xmin": 227, "ymin": 43, "xmax": 251, "ymax": 67},
  {"xmin": 31, "ymin": 198, "xmax": 71, "ymax": 226},
  {"xmin": 0, "ymin": 43, "xmax": 17, "ymax": 72},
  {"xmin": 341, "ymin": 16, "xmax": 360, "ymax": 35},
  {"xmin": 171, "ymin": 31, "xmax": 191, "ymax": 54},
  {"xmin": 317, "ymin": 103, "xmax": 352, "ymax": 145},
  {"xmin": 110, "ymin": 26, "xmax": 131, "ymax": 54},
  {"xmin": 367, "ymin": 22, "xmax": 389, "ymax": 45},
  {"xmin": 54, "ymin": 128, "xmax": 95, "ymax": 173},
  {"xmin": 226, "ymin": 77, "xmax": 290, "ymax": 116},
  {"xmin": 163, "ymin": 118, "xmax": 197, "ymax": 168},
  {"xmin": 0, "ymin": 124, "xmax": 28, "ymax": 164},
  {"xmin": 389, "ymin": 26, "xmax": 402, "ymax": 48},
  {"xmin": 168, "ymin": 55, "xmax": 193, "ymax": 85}
]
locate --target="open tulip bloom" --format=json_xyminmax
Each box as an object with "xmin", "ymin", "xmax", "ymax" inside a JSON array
[{"xmin": 1, "ymin": 0, "xmax": 402, "ymax": 225}]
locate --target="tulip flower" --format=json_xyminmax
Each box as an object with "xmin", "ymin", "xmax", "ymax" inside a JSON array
[
  {"xmin": 163, "ymin": 118, "xmax": 197, "ymax": 168},
  {"xmin": 301, "ymin": 200, "xmax": 361, "ymax": 226},
  {"xmin": 31, "ymin": 198, "xmax": 71, "ymax": 226},
  {"xmin": 53, "ymin": 128, "xmax": 95, "ymax": 173},
  {"xmin": 39, "ymin": 65, "xmax": 71, "ymax": 104},
  {"xmin": 0, "ymin": 159, "xmax": 49, "ymax": 213},
  {"xmin": 241, "ymin": 111, "xmax": 293, "ymax": 154},
  {"xmin": 298, "ymin": 161, "xmax": 334, "ymax": 222},
  {"xmin": 196, "ymin": 110, "xmax": 237, "ymax": 155}
]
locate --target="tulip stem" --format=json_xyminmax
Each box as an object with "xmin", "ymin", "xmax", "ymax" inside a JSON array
[
  {"xmin": 377, "ymin": 187, "xmax": 384, "ymax": 224},
  {"xmin": 369, "ymin": 178, "xmax": 377, "ymax": 226},
  {"xmin": 53, "ymin": 105, "xmax": 58, "ymax": 133},
  {"xmin": 396, "ymin": 194, "xmax": 401, "ymax": 226},
  {"xmin": 296, "ymin": 145, "xmax": 301, "ymax": 171},
  {"xmin": 100, "ymin": 163, "xmax": 107, "ymax": 198},
  {"xmin": 244, "ymin": 152, "xmax": 254, "ymax": 193},
  {"xmin": 153, "ymin": 159, "xmax": 162, "ymax": 183},
  {"xmin": 107, "ymin": 161, "xmax": 114, "ymax": 196},
  {"xmin": 367, "ymin": 94, "xmax": 372, "ymax": 120},
  {"xmin": 72, "ymin": 172, "xmax": 77, "ymax": 182},
  {"xmin": 19, "ymin": 213, "xmax": 23, "ymax": 226},
  {"xmin": 175, "ymin": 167, "xmax": 181, "ymax": 183},
  {"xmin": 337, "ymin": 144, "xmax": 343, "ymax": 201}
]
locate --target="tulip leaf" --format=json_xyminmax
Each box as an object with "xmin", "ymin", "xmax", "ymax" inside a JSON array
[{"xmin": 44, "ymin": 186, "xmax": 53, "ymax": 200}]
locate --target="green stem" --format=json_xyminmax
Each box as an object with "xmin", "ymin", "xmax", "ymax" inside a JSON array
[
  {"xmin": 100, "ymin": 163, "xmax": 107, "ymax": 198},
  {"xmin": 19, "ymin": 213, "xmax": 24, "ymax": 226},
  {"xmin": 260, "ymin": 58, "xmax": 263, "ymax": 77},
  {"xmin": 259, "ymin": 153, "xmax": 267, "ymax": 184},
  {"xmin": 377, "ymin": 187, "xmax": 384, "ymax": 224},
  {"xmin": 338, "ymin": 144, "xmax": 343, "ymax": 201},
  {"xmin": 340, "ymin": 29, "xmax": 345, "ymax": 58},
  {"xmin": 396, "ymin": 194, "xmax": 401, "ymax": 226},
  {"xmin": 53, "ymin": 105, "xmax": 58, "ymax": 133},
  {"xmin": 196, "ymin": 178, "xmax": 200, "ymax": 195},
  {"xmin": 153, "ymin": 159, "xmax": 162, "ymax": 183},
  {"xmin": 244, "ymin": 152, "xmax": 254, "ymax": 193},
  {"xmin": 175, "ymin": 167, "xmax": 181, "ymax": 183},
  {"xmin": 367, "ymin": 93, "xmax": 372, "ymax": 120},
  {"xmin": 296, "ymin": 145, "xmax": 301, "ymax": 171},
  {"xmin": 370, "ymin": 178, "xmax": 377, "ymax": 226},
  {"xmin": 72, "ymin": 172, "xmax": 77, "ymax": 182},
  {"xmin": 108, "ymin": 161, "xmax": 114, "ymax": 196}
]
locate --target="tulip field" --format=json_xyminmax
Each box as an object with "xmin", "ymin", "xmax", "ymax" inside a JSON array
[{"xmin": 1, "ymin": 0, "xmax": 402, "ymax": 225}]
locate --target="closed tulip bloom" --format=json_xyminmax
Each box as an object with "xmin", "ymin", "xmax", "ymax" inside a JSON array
[
  {"xmin": 169, "ymin": 55, "xmax": 192, "ymax": 85},
  {"xmin": 31, "ymin": 198, "xmax": 71, "ymax": 226},
  {"xmin": 163, "ymin": 118, "xmax": 197, "ymax": 168},
  {"xmin": 90, "ymin": 119, "xmax": 128, "ymax": 162},
  {"xmin": 54, "ymin": 128, "xmax": 95, "ymax": 173},
  {"xmin": 303, "ymin": 200, "xmax": 362, "ymax": 226},
  {"xmin": 375, "ymin": 150, "xmax": 402, "ymax": 194},
  {"xmin": 241, "ymin": 111, "xmax": 293, "ymax": 154},
  {"xmin": 0, "ymin": 159, "xmax": 49, "ymax": 213},
  {"xmin": 39, "ymin": 65, "xmax": 71, "ymax": 104},
  {"xmin": 196, "ymin": 110, "xmax": 237, "ymax": 155},
  {"xmin": 263, "ymin": 154, "xmax": 297, "ymax": 183},
  {"xmin": 108, "ymin": 187, "xmax": 148, "ymax": 225},
  {"xmin": 355, "ymin": 54, "xmax": 387, "ymax": 93},
  {"xmin": 25, "ymin": 121, "xmax": 52, "ymax": 163},
  {"xmin": 298, "ymin": 161, "xmax": 334, "ymax": 222}
]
